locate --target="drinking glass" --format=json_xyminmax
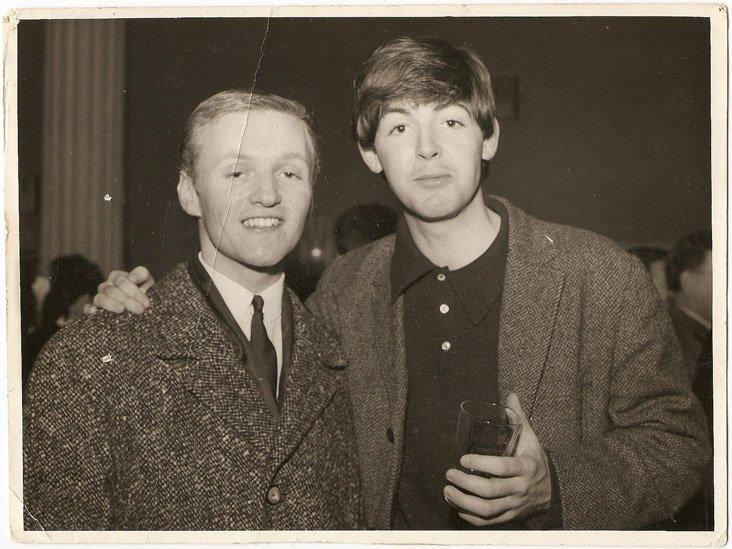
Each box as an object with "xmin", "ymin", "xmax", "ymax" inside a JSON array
[{"xmin": 453, "ymin": 400, "xmax": 522, "ymax": 477}]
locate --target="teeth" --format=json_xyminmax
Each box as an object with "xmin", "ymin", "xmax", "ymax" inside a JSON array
[{"xmin": 242, "ymin": 217, "xmax": 282, "ymax": 228}]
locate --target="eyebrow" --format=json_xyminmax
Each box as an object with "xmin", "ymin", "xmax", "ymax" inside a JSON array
[
  {"xmin": 381, "ymin": 107, "xmax": 411, "ymax": 116},
  {"xmin": 217, "ymin": 152, "xmax": 308, "ymax": 163}
]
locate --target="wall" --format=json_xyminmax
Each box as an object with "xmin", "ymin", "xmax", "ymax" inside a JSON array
[{"xmin": 120, "ymin": 17, "xmax": 710, "ymax": 277}]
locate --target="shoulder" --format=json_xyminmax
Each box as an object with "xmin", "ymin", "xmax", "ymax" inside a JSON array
[
  {"xmin": 543, "ymin": 219, "xmax": 637, "ymax": 275},
  {"xmin": 317, "ymin": 236, "xmax": 394, "ymax": 293},
  {"xmin": 503, "ymin": 197, "xmax": 641, "ymax": 281},
  {"xmin": 29, "ymin": 263, "xmax": 198, "ymax": 386}
]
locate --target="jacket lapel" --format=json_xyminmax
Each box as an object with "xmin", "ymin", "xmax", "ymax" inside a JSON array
[
  {"xmin": 144, "ymin": 266, "xmax": 276, "ymax": 463},
  {"xmin": 273, "ymin": 290, "xmax": 348, "ymax": 462},
  {"xmin": 494, "ymin": 198, "xmax": 567, "ymax": 418}
]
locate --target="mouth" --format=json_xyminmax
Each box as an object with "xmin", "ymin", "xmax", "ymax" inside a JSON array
[
  {"xmin": 414, "ymin": 173, "xmax": 451, "ymax": 182},
  {"xmin": 241, "ymin": 217, "xmax": 283, "ymax": 229}
]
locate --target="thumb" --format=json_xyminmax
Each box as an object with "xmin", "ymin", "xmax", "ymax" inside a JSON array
[
  {"xmin": 128, "ymin": 265, "xmax": 151, "ymax": 284},
  {"xmin": 506, "ymin": 392, "xmax": 528, "ymax": 422}
]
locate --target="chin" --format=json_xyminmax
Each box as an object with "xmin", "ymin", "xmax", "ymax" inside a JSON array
[{"xmin": 406, "ymin": 200, "xmax": 463, "ymax": 222}]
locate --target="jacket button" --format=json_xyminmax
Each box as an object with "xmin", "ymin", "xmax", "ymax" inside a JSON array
[
  {"xmin": 386, "ymin": 427, "xmax": 395, "ymax": 443},
  {"xmin": 267, "ymin": 485, "xmax": 281, "ymax": 504}
]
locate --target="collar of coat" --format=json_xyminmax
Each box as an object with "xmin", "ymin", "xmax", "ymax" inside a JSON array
[{"xmin": 130, "ymin": 263, "xmax": 348, "ymax": 459}]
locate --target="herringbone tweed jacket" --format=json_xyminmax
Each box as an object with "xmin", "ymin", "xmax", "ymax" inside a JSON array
[
  {"xmin": 306, "ymin": 196, "xmax": 711, "ymax": 530},
  {"xmin": 23, "ymin": 264, "xmax": 362, "ymax": 530}
]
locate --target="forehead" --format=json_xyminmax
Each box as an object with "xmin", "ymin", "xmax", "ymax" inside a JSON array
[
  {"xmin": 194, "ymin": 108, "xmax": 314, "ymax": 162},
  {"xmin": 380, "ymin": 100, "xmax": 471, "ymax": 117}
]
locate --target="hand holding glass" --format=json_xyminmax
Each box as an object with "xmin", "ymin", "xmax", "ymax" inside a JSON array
[{"xmin": 453, "ymin": 400, "xmax": 522, "ymax": 477}]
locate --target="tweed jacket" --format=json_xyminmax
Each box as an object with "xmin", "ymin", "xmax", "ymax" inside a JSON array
[
  {"xmin": 24, "ymin": 263, "xmax": 362, "ymax": 530},
  {"xmin": 306, "ymin": 196, "xmax": 710, "ymax": 530}
]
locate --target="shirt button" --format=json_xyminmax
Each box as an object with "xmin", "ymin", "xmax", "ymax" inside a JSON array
[
  {"xmin": 267, "ymin": 485, "xmax": 281, "ymax": 505},
  {"xmin": 439, "ymin": 304, "xmax": 450, "ymax": 314},
  {"xmin": 437, "ymin": 273, "xmax": 446, "ymax": 282},
  {"xmin": 386, "ymin": 427, "xmax": 395, "ymax": 443},
  {"xmin": 441, "ymin": 341, "xmax": 451, "ymax": 352}
]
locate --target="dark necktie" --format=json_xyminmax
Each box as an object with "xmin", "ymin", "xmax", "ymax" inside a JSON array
[{"xmin": 251, "ymin": 295, "xmax": 278, "ymax": 398}]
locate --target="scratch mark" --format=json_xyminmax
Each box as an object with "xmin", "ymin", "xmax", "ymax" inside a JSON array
[
  {"xmin": 544, "ymin": 234, "xmax": 554, "ymax": 244},
  {"xmin": 190, "ymin": 15, "xmax": 271, "ymax": 357},
  {"xmin": 11, "ymin": 486, "xmax": 49, "ymax": 540},
  {"xmin": 101, "ymin": 353, "xmax": 113, "ymax": 363},
  {"xmin": 103, "ymin": 194, "xmax": 112, "ymax": 202},
  {"xmin": 159, "ymin": 196, "xmax": 173, "ymax": 256}
]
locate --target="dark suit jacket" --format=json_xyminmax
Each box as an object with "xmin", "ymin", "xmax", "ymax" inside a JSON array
[
  {"xmin": 307, "ymin": 196, "xmax": 710, "ymax": 530},
  {"xmin": 23, "ymin": 263, "xmax": 362, "ymax": 530},
  {"xmin": 667, "ymin": 299, "xmax": 711, "ymax": 385}
]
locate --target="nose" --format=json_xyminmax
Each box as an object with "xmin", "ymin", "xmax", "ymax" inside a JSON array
[
  {"xmin": 249, "ymin": 172, "xmax": 281, "ymax": 207},
  {"xmin": 417, "ymin": 128, "xmax": 440, "ymax": 159}
]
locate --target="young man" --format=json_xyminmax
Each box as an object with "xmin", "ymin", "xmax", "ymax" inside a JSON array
[
  {"xmin": 93, "ymin": 37, "xmax": 710, "ymax": 530},
  {"xmin": 23, "ymin": 91, "xmax": 362, "ymax": 530}
]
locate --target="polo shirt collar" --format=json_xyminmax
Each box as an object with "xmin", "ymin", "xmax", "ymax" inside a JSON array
[{"xmin": 390, "ymin": 200, "xmax": 509, "ymax": 325}]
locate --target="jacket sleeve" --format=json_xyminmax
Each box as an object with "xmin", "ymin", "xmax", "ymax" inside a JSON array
[
  {"xmin": 23, "ymin": 335, "xmax": 115, "ymax": 530},
  {"xmin": 545, "ymin": 260, "xmax": 711, "ymax": 529}
]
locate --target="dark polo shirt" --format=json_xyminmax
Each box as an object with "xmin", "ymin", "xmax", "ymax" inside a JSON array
[{"xmin": 391, "ymin": 201, "xmax": 509, "ymax": 530}]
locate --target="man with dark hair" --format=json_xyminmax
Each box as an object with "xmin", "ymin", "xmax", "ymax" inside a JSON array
[
  {"xmin": 94, "ymin": 37, "xmax": 709, "ymax": 531},
  {"xmin": 23, "ymin": 90, "xmax": 362, "ymax": 530},
  {"xmin": 664, "ymin": 231, "xmax": 713, "ymax": 530},
  {"xmin": 665, "ymin": 231, "xmax": 713, "ymax": 382}
]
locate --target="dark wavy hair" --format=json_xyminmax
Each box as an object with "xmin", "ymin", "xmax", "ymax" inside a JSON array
[{"xmin": 353, "ymin": 36, "xmax": 497, "ymax": 150}]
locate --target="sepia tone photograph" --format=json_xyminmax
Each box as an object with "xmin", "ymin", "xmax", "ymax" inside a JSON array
[{"xmin": 5, "ymin": 4, "xmax": 727, "ymax": 545}]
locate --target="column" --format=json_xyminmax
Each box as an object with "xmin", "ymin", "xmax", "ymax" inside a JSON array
[{"xmin": 40, "ymin": 19, "xmax": 125, "ymax": 275}]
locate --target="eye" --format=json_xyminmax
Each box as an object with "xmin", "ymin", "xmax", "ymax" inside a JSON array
[
  {"xmin": 281, "ymin": 170, "xmax": 302, "ymax": 180},
  {"xmin": 390, "ymin": 124, "xmax": 407, "ymax": 135},
  {"xmin": 230, "ymin": 171, "xmax": 242, "ymax": 178},
  {"xmin": 445, "ymin": 119, "xmax": 464, "ymax": 128}
]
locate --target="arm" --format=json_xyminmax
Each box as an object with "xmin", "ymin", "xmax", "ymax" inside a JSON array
[
  {"xmin": 547, "ymin": 261, "xmax": 710, "ymax": 529},
  {"xmin": 23, "ymin": 338, "xmax": 115, "ymax": 530}
]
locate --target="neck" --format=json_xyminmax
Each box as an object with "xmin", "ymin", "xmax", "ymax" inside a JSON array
[
  {"xmin": 404, "ymin": 194, "xmax": 500, "ymax": 270},
  {"xmin": 199, "ymin": 233, "xmax": 282, "ymax": 295}
]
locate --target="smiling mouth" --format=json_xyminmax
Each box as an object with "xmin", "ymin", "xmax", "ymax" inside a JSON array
[{"xmin": 241, "ymin": 217, "xmax": 282, "ymax": 228}]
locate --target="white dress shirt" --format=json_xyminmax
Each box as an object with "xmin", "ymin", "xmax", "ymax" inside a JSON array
[{"xmin": 198, "ymin": 252, "xmax": 285, "ymax": 394}]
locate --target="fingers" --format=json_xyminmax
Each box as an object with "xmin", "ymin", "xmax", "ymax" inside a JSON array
[
  {"xmin": 443, "ymin": 484, "xmax": 516, "ymax": 521},
  {"xmin": 128, "ymin": 266, "xmax": 154, "ymax": 289},
  {"xmin": 446, "ymin": 468, "xmax": 529, "ymax": 499},
  {"xmin": 459, "ymin": 454, "xmax": 530, "ymax": 478},
  {"xmin": 94, "ymin": 284, "xmax": 146, "ymax": 314},
  {"xmin": 457, "ymin": 508, "xmax": 519, "ymax": 526},
  {"xmin": 106, "ymin": 270, "xmax": 150, "ymax": 306},
  {"xmin": 82, "ymin": 303, "xmax": 98, "ymax": 315},
  {"xmin": 93, "ymin": 289, "xmax": 126, "ymax": 314}
]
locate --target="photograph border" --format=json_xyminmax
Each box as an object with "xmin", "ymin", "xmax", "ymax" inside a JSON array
[{"xmin": 4, "ymin": 3, "xmax": 727, "ymax": 545}]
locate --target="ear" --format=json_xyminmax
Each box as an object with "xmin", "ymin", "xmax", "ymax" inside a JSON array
[
  {"xmin": 481, "ymin": 118, "xmax": 501, "ymax": 161},
  {"xmin": 177, "ymin": 170, "xmax": 202, "ymax": 217},
  {"xmin": 678, "ymin": 269, "xmax": 696, "ymax": 295},
  {"xmin": 358, "ymin": 143, "xmax": 384, "ymax": 174}
]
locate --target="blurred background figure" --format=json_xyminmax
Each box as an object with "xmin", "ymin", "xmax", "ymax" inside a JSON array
[
  {"xmin": 22, "ymin": 254, "xmax": 104, "ymax": 392},
  {"xmin": 665, "ymin": 231, "xmax": 712, "ymax": 384},
  {"xmin": 665, "ymin": 230, "xmax": 713, "ymax": 531},
  {"xmin": 627, "ymin": 246, "xmax": 670, "ymax": 303},
  {"xmin": 333, "ymin": 203, "xmax": 398, "ymax": 256},
  {"xmin": 285, "ymin": 204, "xmax": 399, "ymax": 301}
]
